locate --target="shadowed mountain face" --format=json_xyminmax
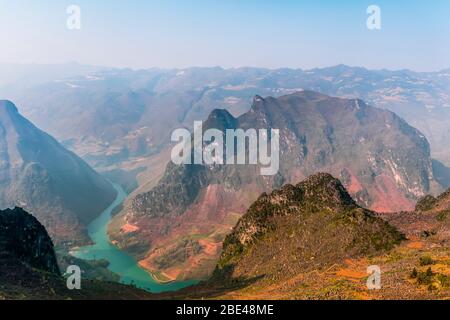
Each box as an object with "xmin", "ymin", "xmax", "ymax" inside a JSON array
[
  {"xmin": 0, "ymin": 100, "xmax": 117, "ymax": 246},
  {"xmin": 3, "ymin": 65, "xmax": 450, "ymax": 169},
  {"xmin": 384, "ymin": 184, "xmax": 450, "ymax": 242},
  {"xmin": 109, "ymin": 91, "xmax": 441, "ymax": 281},
  {"xmin": 0, "ymin": 207, "xmax": 60, "ymax": 274}
]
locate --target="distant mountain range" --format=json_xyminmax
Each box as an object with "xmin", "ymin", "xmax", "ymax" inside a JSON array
[
  {"xmin": 0, "ymin": 100, "xmax": 116, "ymax": 247},
  {"xmin": 1, "ymin": 64, "xmax": 450, "ymax": 169},
  {"xmin": 207, "ymin": 173, "xmax": 450, "ymax": 300},
  {"xmin": 108, "ymin": 91, "xmax": 442, "ymax": 281},
  {"xmin": 215, "ymin": 173, "xmax": 403, "ymax": 284}
]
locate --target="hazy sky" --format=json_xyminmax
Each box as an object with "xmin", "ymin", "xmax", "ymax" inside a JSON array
[{"xmin": 0, "ymin": 0, "xmax": 449, "ymax": 71}]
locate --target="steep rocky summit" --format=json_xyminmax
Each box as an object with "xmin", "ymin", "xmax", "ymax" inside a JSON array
[
  {"xmin": 0, "ymin": 100, "xmax": 117, "ymax": 246},
  {"xmin": 0, "ymin": 207, "xmax": 155, "ymax": 300}
]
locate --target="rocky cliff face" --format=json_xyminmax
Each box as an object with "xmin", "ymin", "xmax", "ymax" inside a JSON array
[
  {"xmin": 110, "ymin": 91, "xmax": 440, "ymax": 281},
  {"xmin": 0, "ymin": 207, "xmax": 59, "ymax": 274},
  {"xmin": 0, "ymin": 100, "xmax": 117, "ymax": 246}
]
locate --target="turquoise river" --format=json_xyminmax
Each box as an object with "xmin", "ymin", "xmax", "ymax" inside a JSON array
[{"xmin": 71, "ymin": 183, "xmax": 198, "ymax": 293}]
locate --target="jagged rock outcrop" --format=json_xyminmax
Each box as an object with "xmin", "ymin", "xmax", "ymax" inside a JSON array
[{"xmin": 0, "ymin": 207, "xmax": 59, "ymax": 274}]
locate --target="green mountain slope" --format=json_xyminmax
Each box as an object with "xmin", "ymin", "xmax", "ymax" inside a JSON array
[{"xmin": 215, "ymin": 173, "xmax": 403, "ymax": 281}]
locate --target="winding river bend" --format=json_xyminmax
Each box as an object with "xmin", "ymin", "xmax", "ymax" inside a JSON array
[{"xmin": 71, "ymin": 183, "xmax": 197, "ymax": 293}]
